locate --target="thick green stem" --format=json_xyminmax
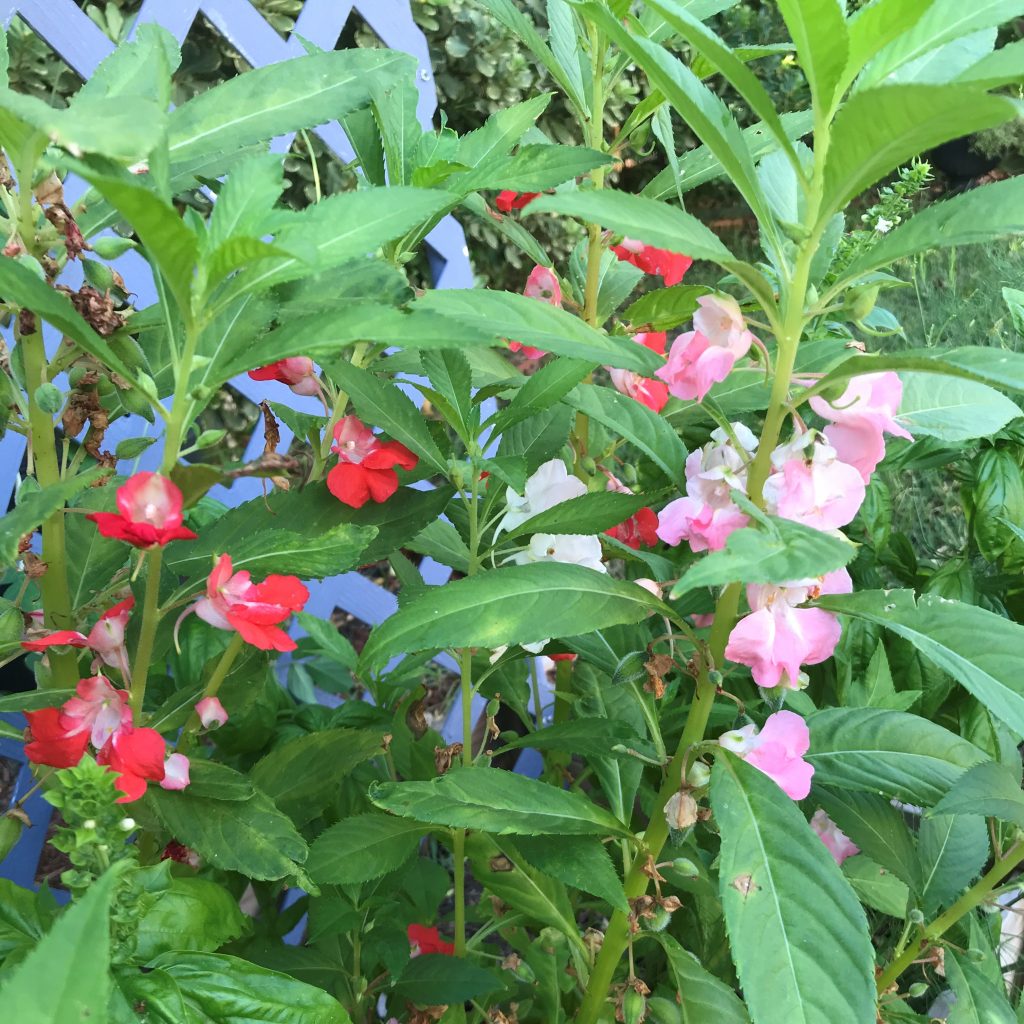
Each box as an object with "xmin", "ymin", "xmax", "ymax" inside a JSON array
[
  {"xmin": 452, "ymin": 827, "xmax": 467, "ymax": 957},
  {"xmin": 877, "ymin": 839, "xmax": 1024, "ymax": 995},
  {"xmin": 130, "ymin": 548, "xmax": 164, "ymax": 716},
  {"xmin": 22, "ymin": 327, "xmax": 78, "ymax": 688}
]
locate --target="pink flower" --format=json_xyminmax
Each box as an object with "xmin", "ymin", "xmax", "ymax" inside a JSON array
[
  {"xmin": 724, "ymin": 568, "xmax": 852, "ymax": 689},
  {"xmin": 608, "ymin": 331, "xmax": 670, "ymax": 412},
  {"xmin": 656, "ymin": 496, "xmax": 748, "ymax": 552},
  {"xmin": 693, "ymin": 294, "xmax": 756, "ymax": 353},
  {"xmin": 509, "ymin": 266, "xmax": 563, "ymax": 359},
  {"xmin": 160, "ymin": 753, "xmax": 191, "ymax": 791},
  {"xmin": 809, "ymin": 372, "xmax": 912, "ymax": 482},
  {"xmin": 87, "ymin": 473, "xmax": 197, "ymax": 549},
  {"xmin": 247, "ymin": 357, "xmax": 320, "ymax": 397},
  {"xmin": 657, "ymin": 329, "xmax": 751, "ymax": 403},
  {"xmin": 191, "ymin": 553, "xmax": 309, "ymax": 652},
  {"xmin": 86, "ymin": 596, "xmax": 134, "ymax": 677},
  {"xmin": 611, "ymin": 238, "xmax": 693, "ymax": 285},
  {"xmin": 59, "ymin": 675, "xmax": 132, "ymax": 749},
  {"xmin": 196, "ymin": 696, "xmax": 228, "ymax": 729},
  {"xmin": 327, "ymin": 415, "xmax": 419, "ymax": 509},
  {"xmin": 810, "ymin": 809, "xmax": 860, "ymax": 866},
  {"xmin": 764, "ymin": 432, "xmax": 865, "ymax": 531},
  {"xmin": 719, "ymin": 710, "xmax": 814, "ymax": 800}
]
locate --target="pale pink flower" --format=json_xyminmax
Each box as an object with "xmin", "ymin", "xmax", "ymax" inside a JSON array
[
  {"xmin": 693, "ymin": 293, "xmax": 755, "ymax": 353},
  {"xmin": 86, "ymin": 597, "xmax": 133, "ymax": 678},
  {"xmin": 196, "ymin": 696, "xmax": 228, "ymax": 730},
  {"xmin": 724, "ymin": 568, "xmax": 853, "ymax": 689},
  {"xmin": 764, "ymin": 432, "xmax": 865, "ymax": 531},
  {"xmin": 160, "ymin": 753, "xmax": 191, "ymax": 790},
  {"xmin": 248, "ymin": 357, "xmax": 321, "ymax": 397},
  {"xmin": 810, "ymin": 809, "xmax": 860, "ymax": 866},
  {"xmin": 509, "ymin": 266, "xmax": 562, "ymax": 359},
  {"xmin": 809, "ymin": 372, "xmax": 912, "ymax": 482},
  {"xmin": 719, "ymin": 710, "xmax": 814, "ymax": 800},
  {"xmin": 499, "ymin": 459, "xmax": 586, "ymax": 534},
  {"xmin": 59, "ymin": 675, "xmax": 132, "ymax": 749},
  {"xmin": 656, "ymin": 496, "xmax": 748, "ymax": 552},
  {"xmin": 331, "ymin": 415, "xmax": 380, "ymax": 464},
  {"xmin": 634, "ymin": 578, "xmax": 662, "ymax": 600}
]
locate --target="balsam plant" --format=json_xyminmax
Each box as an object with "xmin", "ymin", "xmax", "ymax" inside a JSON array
[{"xmin": 2, "ymin": 3, "xmax": 1024, "ymax": 1023}]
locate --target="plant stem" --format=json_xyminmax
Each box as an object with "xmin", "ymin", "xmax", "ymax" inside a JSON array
[
  {"xmin": 130, "ymin": 548, "xmax": 164, "ymax": 717},
  {"xmin": 877, "ymin": 839, "xmax": 1024, "ymax": 994},
  {"xmin": 21, "ymin": 326, "xmax": 78, "ymax": 689},
  {"xmin": 177, "ymin": 632, "xmax": 245, "ymax": 752},
  {"xmin": 453, "ymin": 824, "xmax": 467, "ymax": 958}
]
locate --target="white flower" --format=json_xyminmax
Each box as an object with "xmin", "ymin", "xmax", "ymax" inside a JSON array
[
  {"xmin": 498, "ymin": 459, "xmax": 586, "ymax": 534},
  {"xmin": 874, "ymin": 216, "xmax": 894, "ymax": 234},
  {"xmin": 515, "ymin": 533, "xmax": 606, "ymax": 574}
]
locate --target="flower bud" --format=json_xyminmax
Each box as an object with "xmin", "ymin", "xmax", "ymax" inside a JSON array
[
  {"xmin": 670, "ymin": 857, "xmax": 699, "ymax": 878},
  {"xmin": 90, "ymin": 236, "xmax": 136, "ymax": 260},
  {"xmin": 82, "ymin": 819, "xmax": 97, "ymax": 830},
  {"xmin": 908, "ymin": 908, "xmax": 925, "ymax": 925},
  {"xmin": 118, "ymin": 817, "xmax": 136, "ymax": 831},
  {"xmin": 622, "ymin": 988, "xmax": 647, "ymax": 1024},
  {"xmin": 195, "ymin": 429, "xmax": 227, "ymax": 450},
  {"xmin": 485, "ymin": 698, "xmax": 500, "ymax": 718},
  {"xmin": 34, "ymin": 383, "xmax": 63, "ymax": 416},
  {"xmin": 686, "ymin": 761, "xmax": 711, "ymax": 788},
  {"xmin": 907, "ymin": 982, "xmax": 929, "ymax": 998},
  {"xmin": 664, "ymin": 791, "xmax": 698, "ymax": 831}
]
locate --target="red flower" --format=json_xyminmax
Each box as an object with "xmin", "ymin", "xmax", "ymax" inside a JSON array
[
  {"xmin": 326, "ymin": 416, "xmax": 419, "ymax": 509},
  {"xmin": 611, "ymin": 238, "xmax": 693, "ymax": 286},
  {"xmin": 161, "ymin": 840, "xmax": 201, "ymax": 868},
  {"xmin": 21, "ymin": 629, "xmax": 90, "ymax": 653},
  {"xmin": 496, "ymin": 191, "xmax": 540, "ymax": 213},
  {"xmin": 24, "ymin": 708, "xmax": 89, "ymax": 768},
  {"xmin": 97, "ymin": 727, "xmax": 167, "ymax": 802},
  {"xmin": 191, "ymin": 553, "xmax": 309, "ymax": 652},
  {"xmin": 87, "ymin": 473, "xmax": 197, "ymax": 549},
  {"xmin": 247, "ymin": 357, "xmax": 320, "ymax": 397},
  {"xmin": 607, "ymin": 507, "xmax": 660, "ymax": 550},
  {"xmin": 407, "ymin": 924, "xmax": 454, "ymax": 956},
  {"xmin": 549, "ymin": 652, "xmax": 578, "ymax": 663}
]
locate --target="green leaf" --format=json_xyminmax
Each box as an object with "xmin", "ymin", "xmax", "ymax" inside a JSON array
[
  {"xmin": 493, "ymin": 718, "xmax": 648, "ymax": 760},
  {"xmin": 858, "ymin": 0, "xmax": 1024, "ymax": 89},
  {"xmin": 496, "ymin": 404, "xmax": 573, "ymax": 474},
  {"xmin": 0, "ymin": 466, "xmax": 112, "ymax": 569},
  {"xmin": 563, "ymin": 382, "xmax": 689, "ymax": 482},
  {"xmin": 511, "ymin": 834, "xmax": 628, "ymax": 912},
  {"xmin": 842, "ymin": 856, "xmax": 911, "ymax": 918},
  {"xmin": 294, "ymin": 612, "xmax": 357, "ymax": 669},
  {"xmin": 165, "ymin": 522, "xmax": 376, "ymax": 583},
  {"xmin": 932, "ymin": 761, "xmax": 1024, "ymax": 828},
  {"xmin": 457, "ymin": 94, "xmax": 552, "ymax": 168},
  {"xmin": 0, "ymin": 260, "xmax": 134, "ymax": 381},
  {"xmin": 816, "ymin": 590, "xmax": 1024, "ymax": 738},
  {"xmin": 492, "ymin": 357, "xmax": 594, "ymax": 436},
  {"xmin": 957, "ymin": 39, "xmax": 1024, "ymax": 87},
  {"xmin": 145, "ymin": 951, "xmax": 352, "ymax": 1024},
  {"xmin": 672, "ymin": 514, "xmax": 856, "ymax": 597},
  {"xmin": 650, "ymin": 932, "xmax": 751, "ymax": 1024},
  {"xmin": 0, "ymin": 862, "xmax": 124, "ymax": 1021},
  {"xmin": 175, "ymin": 761, "xmax": 255, "ymax": 802},
  {"xmin": 526, "ymin": 190, "xmax": 734, "ymax": 265},
  {"xmin": 918, "ymin": 814, "xmax": 989, "ymax": 915},
  {"xmin": 456, "ymin": 143, "xmax": 611, "ymax": 193},
  {"xmin": 504, "ymin": 490, "xmax": 651, "ymax": 539},
  {"xmin": 815, "ymin": 788, "xmax": 920, "ymax": 891},
  {"xmin": 251, "ymin": 729, "xmax": 386, "ymax": 826},
  {"xmin": 840, "ymin": 176, "xmax": 1024, "ymax": 282},
  {"xmin": 167, "ymin": 49, "xmax": 410, "ymax": 169},
  {"xmin": 775, "ymin": 0, "xmax": 849, "ymax": 110},
  {"xmin": 895, "ymin": 373, "xmax": 1022, "ymax": 441},
  {"xmin": 711, "ymin": 753, "xmax": 875, "ymax": 1024},
  {"xmin": 326, "ymin": 360, "xmax": 447, "ymax": 473},
  {"xmin": 135, "ymin": 877, "xmax": 249, "ymax": 961},
  {"xmin": 806, "ymin": 707, "xmax": 987, "ymax": 805},
  {"xmin": 392, "ymin": 954, "xmax": 503, "ymax": 1007},
  {"xmin": 406, "ymin": 520, "xmax": 471, "ymax": 574},
  {"xmin": 146, "ymin": 785, "xmax": 309, "ymax": 884},
  {"xmin": 465, "ymin": 832, "xmax": 581, "ymax": 940},
  {"xmin": 946, "ymin": 948, "xmax": 1017, "ymax": 1024},
  {"xmin": 359, "ymin": 563, "xmax": 669, "ymax": 674},
  {"xmin": 417, "ymin": 289, "xmax": 661, "ymax": 373},
  {"xmin": 370, "ymin": 766, "xmax": 633, "ymax": 837},
  {"xmin": 0, "ymin": 689, "xmax": 75, "ymax": 713},
  {"xmin": 421, "ymin": 348, "xmax": 474, "ymax": 439},
  {"xmin": 624, "ymin": 284, "xmax": 708, "ymax": 331},
  {"xmin": 307, "ymin": 814, "xmax": 427, "ymax": 886},
  {"xmin": 842, "ymin": 0, "xmax": 935, "ymax": 95},
  {"xmin": 822, "ymin": 86, "xmax": 1020, "ymax": 215}
]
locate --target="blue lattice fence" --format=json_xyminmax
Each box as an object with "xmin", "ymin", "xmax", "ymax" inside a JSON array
[{"xmin": 0, "ymin": 0, "xmax": 491, "ymax": 888}]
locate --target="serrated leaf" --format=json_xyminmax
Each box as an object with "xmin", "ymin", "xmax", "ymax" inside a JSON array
[
  {"xmin": 504, "ymin": 490, "xmax": 651, "ymax": 539},
  {"xmin": 391, "ymin": 953, "xmax": 503, "ymax": 1007},
  {"xmin": 307, "ymin": 814, "xmax": 428, "ymax": 885},
  {"xmin": 651, "ymin": 932, "xmax": 751, "ymax": 1024},
  {"xmin": 510, "ymin": 834, "xmax": 628, "ymax": 912},
  {"xmin": 370, "ymin": 766, "xmax": 632, "ymax": 837},
  {"xmin": 711, "ymin": 754, "xmax": 875, "ymax": 1024},
  {"xmin": 895, "ymin": 374, "xmax": 1022, "ymax": 441},
  {"xmin": 806, "ymin": 707, "xmax": 987, "ymax": 805},
  {"xmin": 946, "ymin": 947, "xmax": 1017, "ymax": 1024},
  {"xmin": 251, "ymin": 729, "xmax": 386, "ymax": 825},
  {"xmin": 932, "ymin": 761, "xmax": 1024, "ymax": 828},
  {"xmin": 842, "ymin": 857, "xmax": 911, "ymax": 918},
  {"xmin": 359, "ymin": 563, "xmax": 669, "ymax": 674},
  {"xmin": 135, "ymin": 877, "xmax": 249, "ymax": 961},
  {"xmin": 919, "ymin": 814, "xmax": 989, "ymax": 915}
]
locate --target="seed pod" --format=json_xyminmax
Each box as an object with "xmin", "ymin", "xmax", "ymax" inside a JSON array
[
  {"xmin": 34, "ymin": 382, "xmax": 64, "ymax": 416},
  {"xmin": 622, "ymin": 988, "xmax": 647, "ymax": 1024},
  {"xmin": 686, "ymin": 761, "xmax": 711, "ymax": 788}
]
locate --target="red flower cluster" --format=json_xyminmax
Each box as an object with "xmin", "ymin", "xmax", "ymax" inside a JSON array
[
  {"xmin": 611, "ymin": 238, "xmax": 693, "ymax": 286},
  {"xmin": 327, "ymin": 416, "xmax": 418, "ymax": 509},
  {"xmin": 87, "ymin": 473, "xmax": 196, "ymax": 549},
  {"xmin": 495, "ymin": 190, "xmax": 540, "ymax": 213},
  {"xmin": 407, "ymin": 924, "xmax": 454, "ymax": 956},
  {"xmin": 23, "ymin": 675, "xmax": 188, "ymax": 802},
  {"xmin": 607, "ymin": 507, "xmax": 660, "ymax": 550}
]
